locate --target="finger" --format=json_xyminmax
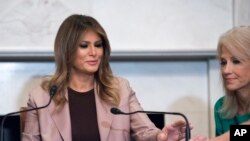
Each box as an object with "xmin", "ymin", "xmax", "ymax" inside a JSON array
[
  {"xmin": 180, "ymin": 126, "xmax": 192, "ymax": 132},
  {"xmin": 171, "ymin": 120, "xmax": 186, "ymax": 127},
  {"xmin": 157, "ymin": 132, "xmax": 168, "ymax": 141},
  {"xmin": 178, "ymin": 132, "xmax": 186, "ymax": 140},
  {"xmin": 173, "ymin": 121, "xmax": 193, "ymax": 128},
  {"xmin": 176, "ymin": 122, "xmax": 193, "ymax": 132},
  {"xmin": 188, "ymin": 122, "xmax": 193, "ymax": 129}
]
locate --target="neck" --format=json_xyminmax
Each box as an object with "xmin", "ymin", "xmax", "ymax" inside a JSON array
[{"xmin": 69, "ymin": 72, "xmax": 95, "ymax": 92}]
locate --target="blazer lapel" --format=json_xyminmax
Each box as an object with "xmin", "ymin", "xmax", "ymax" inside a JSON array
[
  {"xmin": 47, "ymin": 84, "xmax": 114, "ymax": 141},
  {"xmin": 94, "ymin": 84, "xmax": 114, "ymax": 141},
  {"xmin": 49, "ymin": 91, "xmax": 72, "ymax": 141}
]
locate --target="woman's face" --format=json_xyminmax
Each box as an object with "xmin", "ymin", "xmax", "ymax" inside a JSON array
[
  {"xmin": 71, "ymin": 30, "xmax": 104, "ymax": 75},
  {"xmin": 220, "ymin": 46, "xmax": 250, "ymax": 93}
]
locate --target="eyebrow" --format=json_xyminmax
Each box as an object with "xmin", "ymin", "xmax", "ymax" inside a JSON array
[
  {"xmin": 95, "ymin": 40, "xmax": 103, "ymax": 44},
  {"xmin": 80, "ymin": 39, "xmax": 102, "ymax": 43}
]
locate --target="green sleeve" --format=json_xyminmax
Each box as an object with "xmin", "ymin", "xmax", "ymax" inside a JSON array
[{"xmin": 214, "ymin": 97, "xmax": 224, "ymax": 136}]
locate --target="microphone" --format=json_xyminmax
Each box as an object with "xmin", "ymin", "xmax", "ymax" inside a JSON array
[
  {"xmin": 0, "ymin": 85, "xmax": 58, "ymax": 141},
  {"xmin": 111, "ymin": 107, "xmax": 191, "ymax": 141}
]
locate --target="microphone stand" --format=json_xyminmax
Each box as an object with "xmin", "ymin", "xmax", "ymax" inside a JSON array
[
  {"xmin": 111, "ymin": 108, "xmax": 191, "ymax": 141},
  {"xmin": 0, "ymin": 85, "xmax": 57, "ymax": 141}
]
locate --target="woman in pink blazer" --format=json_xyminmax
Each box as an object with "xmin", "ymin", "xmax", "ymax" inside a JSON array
[{"xmin": 22, "ymin": 14, "xmax": 187, "ymax": 141}]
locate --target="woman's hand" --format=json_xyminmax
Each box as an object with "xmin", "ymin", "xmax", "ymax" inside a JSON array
[{"xmin": 157, "ymin": 120, "xmax": 191, "ymax": 141}]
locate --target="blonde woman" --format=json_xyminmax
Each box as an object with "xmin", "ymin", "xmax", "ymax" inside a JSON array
[
  {"xmin": 214, "ymin": 26, "xmax": 250, "ymax": 136},
  {"xmin": 190, "ymin": 26, "xmax": 250, "ymax": 141}
]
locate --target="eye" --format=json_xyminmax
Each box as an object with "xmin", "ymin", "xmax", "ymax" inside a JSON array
[
  {"xmin": 232, "ymin": 59, "xmax": 241, "ymax": 64},
  {"xmin": 95, "ymin": 41, "xmax": 103, "ymax": 48},
  {"xmin": 79, "ymin": 43, "xmax": 88, "ymax": 48},
  {"xmin": 220, "ymin": 59, "xmax": 227, "ymax": 66}
]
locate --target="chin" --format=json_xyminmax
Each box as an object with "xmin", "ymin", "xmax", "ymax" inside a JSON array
[
  {"xmin": 87, "ymin": 69, "xmax": 98, "ymax": 74},
  {"xmin": 226, "ymin": 86, "xmax": 238, "ymax": 91}
]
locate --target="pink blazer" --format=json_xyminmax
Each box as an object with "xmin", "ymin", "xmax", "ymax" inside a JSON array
[{"xmin": 22, "ymin": 77, "xmax": 160, "ymax": 141}]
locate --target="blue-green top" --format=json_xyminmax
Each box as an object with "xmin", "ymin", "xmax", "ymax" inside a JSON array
[{"xmin": 214, "ymin": 97, "xmax": 250, "ymax": 136}]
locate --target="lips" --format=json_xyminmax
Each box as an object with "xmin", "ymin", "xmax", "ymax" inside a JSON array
[
  {"xmin": 224, "ymin": 78, "xmax": 236, "ymax": 84},
  {"xmin": 86, "ymin": 60, "xmax": 98, "ymax": 65}
]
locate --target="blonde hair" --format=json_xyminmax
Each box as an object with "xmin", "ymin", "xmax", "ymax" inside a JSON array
[
  {"xmin": 217, "ymin": 26, "xmax": 250, "ymax": 118},
  {"xmin": 41, "ymin": 14, "xmax": 120, "ymax": 107}
]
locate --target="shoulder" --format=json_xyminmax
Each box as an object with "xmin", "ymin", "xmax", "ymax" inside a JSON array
[
  {"xmin": 214, "ymin": 96, "xmax": 224, "ymax": 111},
  {"xmin": 30, "ymin": 85, "xmax": 47, "ymax": 95},
  {"xmin": 113, "ymin": 76, "xmax": 134, "ymax": 98},
  {"xmin": 29, "ymin": 85, "xmax": 50, "ymax": 102},
  {"xmin": 114, "ymin": 76, "xmax": 130, "ymax": 87},
  {"xmin": 116, "ymin": 76, "xmax": 128, "ymax": 82}
]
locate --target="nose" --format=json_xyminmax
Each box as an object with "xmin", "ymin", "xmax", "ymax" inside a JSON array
[
  {"xmin": 89, "ymin": 45, "xmax": 96, "ymax": 56},
  {"xmin": 222, "ymin": 63, "xmax": 232, "ymax": 74}
]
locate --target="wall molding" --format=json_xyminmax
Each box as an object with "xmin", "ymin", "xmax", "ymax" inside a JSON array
[{"xmin": 0, "ymin": 50, "xmax": 217, "ymax": 61}]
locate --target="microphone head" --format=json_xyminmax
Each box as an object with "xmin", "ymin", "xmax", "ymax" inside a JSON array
[
  {"xmin": 49, "ymin": 85, "xmax": 58, "ymax": 97},
  {"xmin": 110, "ymin": 108, "xmax": 123, "ymax": 115}
]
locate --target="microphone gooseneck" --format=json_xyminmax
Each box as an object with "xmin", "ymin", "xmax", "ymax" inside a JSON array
[
  {"xmin": 0, "ymin": 85, "xmax": 57, "ymax": 141},
  {"xmin": 110, "ymin": 107, "xmax": 191, "ymax": 141}
]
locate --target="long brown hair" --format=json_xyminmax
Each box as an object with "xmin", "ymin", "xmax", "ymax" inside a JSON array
[{"xmin": 41, "ymin": 14, "xmax": 120, "ymax": 107}]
